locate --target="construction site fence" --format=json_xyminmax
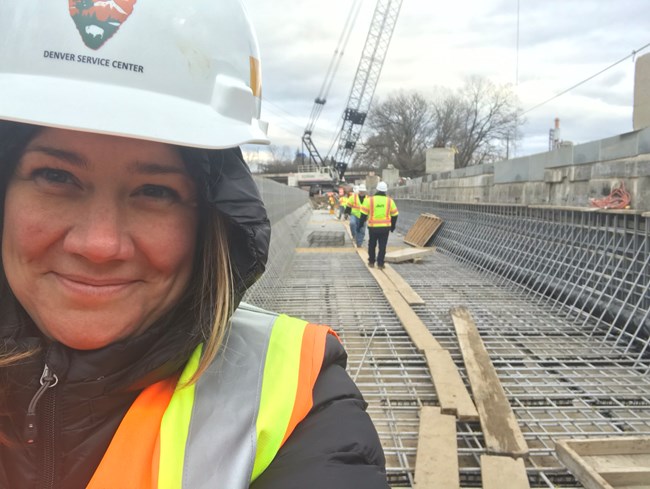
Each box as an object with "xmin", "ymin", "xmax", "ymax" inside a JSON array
[
  {"xmin": 244, "ymin": 177, "xmax": 310, "ymax": 307},
  {"xmin": 395, "ymin": 199, "xmax": 650, "ymax": 362}
]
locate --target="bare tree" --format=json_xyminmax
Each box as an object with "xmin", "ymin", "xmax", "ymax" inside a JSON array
[
  {"xmin": 447, "ymin": 77, "xmax": 522, "ymax": 168},
  {"xmin": 355, "ymin": 91, "xmax": 435, "ymax": 177},
  {"xmin": 359, "ymin": 78, "xmax": 522, "ymax": 176},
  {"xmin": 258, "ymin": 145, "xmax": 300, "ymax": 173}
]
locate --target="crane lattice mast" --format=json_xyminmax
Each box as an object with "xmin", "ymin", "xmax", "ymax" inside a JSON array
[{"xmin": 332, "ymin": 0, "xmax": 403, "ymax": 180}]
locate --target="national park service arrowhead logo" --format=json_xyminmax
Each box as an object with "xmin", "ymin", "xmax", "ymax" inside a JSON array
[{"xmin": 69, "ymin": 0, "xmax": 137, "ymax": 50}]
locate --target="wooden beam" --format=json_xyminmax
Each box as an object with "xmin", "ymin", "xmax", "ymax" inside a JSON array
[
  {"xmin": 481, "ymin": 455, "xmax": 530, "ymax": 489},
  {"xmin": 343, "ymin": 221, "xmax": 477, "ymax": 421},
  {"xmin": 451, "ymin": 307, "xmax": 529, "ymax": 457},
  {"xmin": 415, "ymin": 407, "xmax": 460, "ymax": 489},
  {"xmin": 385, "ymin": 247, "xmax": 435, "ymax": 263},
  {"xmin": 376, "ymin": 263, "xmax": 424, "ymax": 306},
  {"xmin": 424, "ymin": 349, "xmax": 478, "ymax": 422},
  {"xmin": 357, "ymin": 247, "xmax": 424, "ymax": 306},
  {"xmin": 294, "ymin": 247, "xmax": 356, "ymax": 253},
  {"xmin": 556, "ymin": 437, "xmax": 650, "ymax": 489}
]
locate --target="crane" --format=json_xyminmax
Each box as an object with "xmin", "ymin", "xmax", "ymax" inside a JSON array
[{"xmin": 300, "ymin": 0, "xmax": 403, "ymax": 192}]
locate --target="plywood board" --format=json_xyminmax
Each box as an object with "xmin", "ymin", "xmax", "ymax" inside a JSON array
[
  {"xmin": 415, "ymin": 407, "xmax": 460, "ymax": 489},
  {"xmin": 404, "ymin": 213, "xmax": 443, "ymax": 247},
  {"xmin": 556, "ymin": 437, "xmax": 650, "ymax": 489},
  {"xmin": 424, "ymin": 349, "xmax": 479, "ymax": 422},
  {"xmin": 379, "ymin": 264, "xmax": 425, "ymax": 306},
  {"xmin": 357, "ymin": 248, "xmax": 425, "ymax": 306},
  {"xmin": 481, "ymin": 455, "xmax": 530, "ymax": 489},
  {"xmin": 385, "ymin": 247, "xmax": 435, "ymax": 263},
  {"xmin": 451, "ymin": 306, "xmax": 529, "ymax": 457}
]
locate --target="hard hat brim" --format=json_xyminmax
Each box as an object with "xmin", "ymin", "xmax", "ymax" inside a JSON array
[{"xmin": 0, "ymin": 74, "xmax": 270, "ymax": 149}]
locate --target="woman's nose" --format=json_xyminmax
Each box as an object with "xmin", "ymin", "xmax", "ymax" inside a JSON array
[{"xmin": 62, "ymin": 200, "xmax": 135, "ymax": 262}]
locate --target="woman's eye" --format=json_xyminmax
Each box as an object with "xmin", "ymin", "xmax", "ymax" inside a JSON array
[
  {"xmin": 138, "ymin": 185, "xmax": 180, "ymax": 200},
  {"xmin": 33, "ymin": 168, "xmax": 75, "ymax": 185}
]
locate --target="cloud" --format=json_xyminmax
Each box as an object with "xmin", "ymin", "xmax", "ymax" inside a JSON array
[{"xmin": 245, "ymin": 0, "xmax": 649, "ymax": 159}]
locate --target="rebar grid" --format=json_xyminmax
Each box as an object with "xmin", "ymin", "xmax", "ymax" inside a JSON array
[
  {"xmin": 395, "ymin": 200, "xmax": 650, "ymax": 362},
  {"xmin": 396, "ymin": 248, "xmax": 650, "ymax": 487},
  {"xmin": 245, "ymin": 186, "xmax": 650, "ymax": 488}
]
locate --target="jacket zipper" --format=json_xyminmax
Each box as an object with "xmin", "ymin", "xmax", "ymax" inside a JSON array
[{"xmin": 24, "ymin": 364, "xmax": 59, "ymax": 489}]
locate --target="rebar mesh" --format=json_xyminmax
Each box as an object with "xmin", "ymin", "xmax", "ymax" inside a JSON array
[{"xmin": 243, "ymin": 183, "xmax": 650, "ymax": 488}]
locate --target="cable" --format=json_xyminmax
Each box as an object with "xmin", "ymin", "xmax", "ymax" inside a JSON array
[
  {"xmin": 522, "ymin": 41, "xmax": 650, "ymax": 115},
  {"xmin": 304, "ymin": 0, "xmax": 364, "ymax": 134}
]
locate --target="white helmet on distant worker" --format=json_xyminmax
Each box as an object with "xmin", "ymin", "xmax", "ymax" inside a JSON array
[
  {"xmin": 358, "ymin": 184, "xmax": 367, "ymax": 192},
  {"xmin": 376, "ymin": 181, "xmax": 388, "ymax": 192},
  {"xmin": 353, "ymin": 185, "xmax": 360, "ymax": 193},
  {"xmin": 0, "ymin": 0, "xmax": 269, "ymax": 149}
]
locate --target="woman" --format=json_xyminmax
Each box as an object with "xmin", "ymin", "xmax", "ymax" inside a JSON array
[{"xmin": 0, "ymin": 1, "xmax": 388, "ymax": 488}]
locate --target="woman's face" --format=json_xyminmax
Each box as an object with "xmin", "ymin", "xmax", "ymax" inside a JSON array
[{"xmin": 2, "ymin": 128, "xmax": 199, "ymax": 350}]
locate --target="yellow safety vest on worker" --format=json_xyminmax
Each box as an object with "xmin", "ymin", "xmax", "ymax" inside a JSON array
[
  {"xmin": 347, "ymin": 194, "xmax": 364, "ymax": 218},
  {"xmin": 360, "ymin": 195, "xmax": 399, "ymax": 227},
  {"xmin": 339, "ymin": 195, "xmax": 348, "ymax": 207},
  {"xmin": 86, "ymin": 304, "xmax": 336, "ymax": 489}
]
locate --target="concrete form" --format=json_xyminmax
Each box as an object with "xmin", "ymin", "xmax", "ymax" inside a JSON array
[
  {"xmin": 392, "ymin": 128, "xmax": 650, "ymax": 210},
  {"xmin": 634, "ymin": 53, "xmax": 650, "ymax": 131}
]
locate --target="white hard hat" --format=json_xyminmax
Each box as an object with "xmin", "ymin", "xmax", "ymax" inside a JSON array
[
  {"xmin": 358, "ymin": 184, "xmax": 367, "ymax": 192},
  {"xmin": 353, "ymin": 185, "xmax": 360, "ymax": 193},
  {"xmin": 376, "ymin": 181, "xmax": 388, "ymax": 192},
  {"xmin": 0, "ymin": 0, "xmax": 269, "ymax": 149}
]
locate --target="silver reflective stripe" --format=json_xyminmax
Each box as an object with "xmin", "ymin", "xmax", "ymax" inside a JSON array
[{"xmin": 182, "ymin": 302, "xmax": 278, "ymax": 489}]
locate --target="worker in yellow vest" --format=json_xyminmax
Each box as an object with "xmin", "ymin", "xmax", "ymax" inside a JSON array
[
  {"xmin": 0, "ymin": 2, "xmax": 389, "ymax": 488},
  {"xmin": 337, "ymin": 192, "xmax": 348, "ymax": 220},
  {"xmin": 346, "ymin": 184, "xmax": 368, "ymax": 247},
  {"xmin": 360, "ymin": 181, "xmax": 399, "ymax": 269}
]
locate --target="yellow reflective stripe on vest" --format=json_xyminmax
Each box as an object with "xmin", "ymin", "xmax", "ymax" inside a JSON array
[
  {"xmin": 90, "ymin": 307, "xmax": 332, "ymax": 489},
  {"xmin": 252, "ymin": 314, "xmax": 306, "ymax": 479},
  {"xmin": 158, "ymin": 344, "xmax": 202, "ymax": 489},
  {"xmin": 368, "ymin": 196, "xmax": 392, "ymax": 227}
]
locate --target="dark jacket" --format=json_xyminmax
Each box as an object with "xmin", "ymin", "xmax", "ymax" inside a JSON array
[{"xmin": 0, "ymin": 298, "xmax": 388, "ymax": 488}]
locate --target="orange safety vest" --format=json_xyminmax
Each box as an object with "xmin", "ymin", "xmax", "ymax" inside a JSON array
[
  {"xmin": 360, "ymin": 195, "xmax": 398, "ymax": 227},
  {"xmin": 87, "ymin": 305, "xmax": 336, "ymax": 488}
]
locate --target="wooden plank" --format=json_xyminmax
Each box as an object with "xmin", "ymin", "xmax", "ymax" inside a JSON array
[
  {"xmin": 380, "ymin": 264, "xmax": 425, "ymax": 306},
  {"xmin": 556, "ymin": 439, "xmax": 616, "ymax": 489},
  {"xmin": 414, "ymin": 407, "xmax": 460, "ymax": 489},
  {"xmin": 451, "ymin": 306, "xmax": 529, "ymax": 457},
  {"xmin": 556, "ymin": 437, "xmax": 650, "ymax": 489},
  {"xmin": 357, "ymin": 248, "xmax": 425, "ymax": 306},
  {"xmin": 294, "ymin": 247, "xmax": 356, "ymax": 253},
  {"xmin": 404, "ymin": 213, "xmax": 443, "ymax": 247},
  {"xmin": 561, "ymin": 437, "xmax": 650, "ymax": 457},
  {"xmin": 385, "ymin": 247, "xmax": 435, "ymax": 263},
  {"xmin": 481, "ymin": 455, "xmax": 530, "ymax": 489},
  {"xmin": 600, "ymin": 467, "xmax": 650, "ymax": 487},
  {"xmin": 344, "ymin": 221, "xmax": 477, "ymax": 421},
  {"xmin": 424, "ymin": 349, "xmax": 479, "ymax": 422}
]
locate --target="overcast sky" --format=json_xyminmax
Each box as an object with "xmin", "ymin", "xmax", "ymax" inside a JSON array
[{"xmin": 244, "ymin": 0, "xmax": 649, "ymax": 162}]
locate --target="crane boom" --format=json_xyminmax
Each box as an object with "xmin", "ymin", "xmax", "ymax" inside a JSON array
[{"xmin": 333, "ymin": 0, "xmax": 403, "ymax": 179}]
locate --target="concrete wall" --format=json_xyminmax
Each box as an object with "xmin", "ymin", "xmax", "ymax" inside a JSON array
[{"xmin": 391, "ymin": 127, "xmax": 650, "ymax": 210}]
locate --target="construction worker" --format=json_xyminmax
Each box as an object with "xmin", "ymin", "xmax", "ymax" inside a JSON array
[
  {"xmin": 347, "ymin": 184, "xmax": 368, "ymax": 247},
  {"xmin": 0, "ymin": 2, "xmax": 388, "ymax": 488},
  {"xmin": 360, "ymin": 181, "xmax": 399, "ymax": 269},
  {"xmin": 337, "ymin": 191, "xmax": 348, "ymax": 220}
]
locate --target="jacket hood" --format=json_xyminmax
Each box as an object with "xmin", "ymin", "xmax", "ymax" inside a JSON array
[{"xmin": 199, "ymin": 146, "xmax": 271, "ymax": 300}]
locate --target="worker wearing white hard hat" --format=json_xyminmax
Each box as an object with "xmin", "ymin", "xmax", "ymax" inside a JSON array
[
  {"xmin": 0, "ymin": 2, "xmax": 388, "ymax": 487},
  {"xmin": 360, "ymin": 182, "xmax": 399, "ymax": 269}
]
